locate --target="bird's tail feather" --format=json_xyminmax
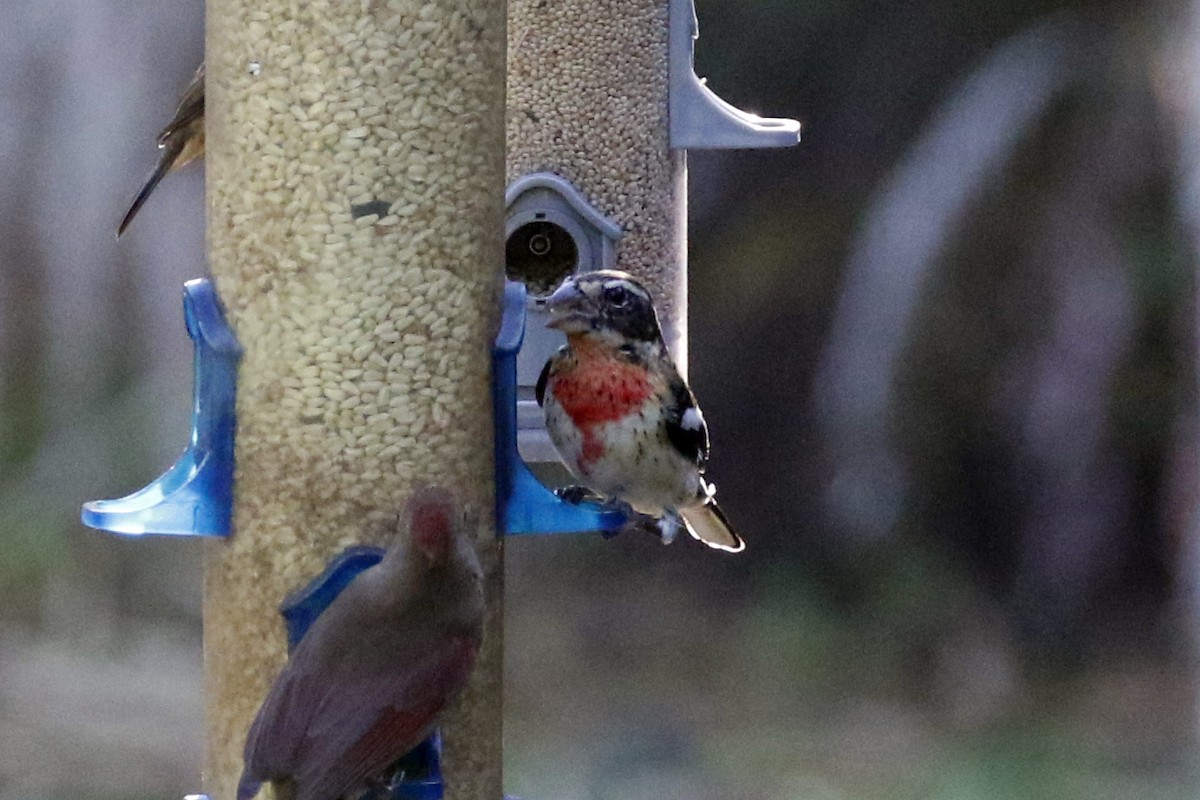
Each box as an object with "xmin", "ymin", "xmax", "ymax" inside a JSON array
[
  {"xmin": 236, "ymin": 773, "xmax": 262, "ymax": 800},
  {"xmin": 238, "ymin": 775, "xmax": 294, "ymax": 800},
  {"xmin": 116, "ymin": 140, "xmax": 182, "ymax": 238},
  {"xmin": 679, "ymin": 501, "xmax": 745, "ymax": 552}
]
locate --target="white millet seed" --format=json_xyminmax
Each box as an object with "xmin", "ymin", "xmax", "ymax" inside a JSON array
[
  {"xmin": 506, "ymin": 0, "xmax": 684, "ymax": 348},
  {"xmin": 205, "ymin": 0, "xmax": 504, "ymax": 798}
]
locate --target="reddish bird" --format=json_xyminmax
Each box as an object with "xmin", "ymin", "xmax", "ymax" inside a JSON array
[
  {"xmin": 536, "ymin": 270, "xmax": 745, "ymax": 552},
  {"xmin": 237, "ymin": 486, "xmax": 485, "ymax": 800},
  {"xmin": 117, "ymin": 62, "xmax": 205, "ymax": 237}
]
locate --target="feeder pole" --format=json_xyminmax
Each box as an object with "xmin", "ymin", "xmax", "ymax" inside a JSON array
[{"xmin": 203, "ymin": 1, "xmax": 506, "ymax": 798}]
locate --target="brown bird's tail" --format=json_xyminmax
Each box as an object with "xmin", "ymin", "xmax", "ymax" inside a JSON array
[
  {"xmin": 119, "ymin": 63, "xmax": 206, "ymax": 238},
  {"xmin": 679, "ymin": 500, "xmax": 745, "ymax": 553},
  {"xmin": 116, "ymin": 139, "xmax": 183, "ymax": 238}
]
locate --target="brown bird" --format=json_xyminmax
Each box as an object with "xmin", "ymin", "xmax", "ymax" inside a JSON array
[
  {"xmin": 237, "ymin": 486, "xmax": 485, "ymax": 800},
  {"xmin": 117, "ymin": 62, "xmax": 205, "ymax": 237}
]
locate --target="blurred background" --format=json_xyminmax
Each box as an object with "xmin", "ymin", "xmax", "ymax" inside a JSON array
[{"xmin": 1, "ymin": 0, "xmax": 1198, "ymax": 798}]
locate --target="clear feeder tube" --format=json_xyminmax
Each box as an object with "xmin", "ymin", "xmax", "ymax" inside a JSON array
[
  {"xmin": 507, "ymin": 0, "xmax": 688, "ymax": 366},
  {"xmin": 204, "ymin": 2, "xmax": 506, "ymax": 798}
]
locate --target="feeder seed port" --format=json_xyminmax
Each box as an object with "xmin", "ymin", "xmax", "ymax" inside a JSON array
[{"xmin": 505, "ymin": 218, "xmax": 579, "ymax": 296}]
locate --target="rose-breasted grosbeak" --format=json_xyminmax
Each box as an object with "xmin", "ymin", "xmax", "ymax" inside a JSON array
[
  {"xmin": 118, "ymin": 62, "xmax": 205, "ymax": 237},
  {"xmin": 535, "ymin": 270, "xmax": 745, "ymax": 553}
]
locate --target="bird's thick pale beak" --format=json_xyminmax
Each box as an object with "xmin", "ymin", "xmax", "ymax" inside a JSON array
[{"xmin": 540, "ymin": 280, "xmax": 591, "ymax": 331}]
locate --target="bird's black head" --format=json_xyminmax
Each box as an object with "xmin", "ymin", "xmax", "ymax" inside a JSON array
[{"xmin": 540, "ymin": 270, "xmax": 663, "ymax": 344}]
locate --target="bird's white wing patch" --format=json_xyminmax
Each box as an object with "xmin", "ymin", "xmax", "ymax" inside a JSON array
[{"xmin": 681, "ymin": 407, "xmax": 704, "ymax": 431}]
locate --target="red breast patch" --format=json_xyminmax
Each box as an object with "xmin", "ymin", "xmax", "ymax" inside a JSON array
[{"xmin": 551, "ymin": 342, "xmax": 654, "ymax": 471}]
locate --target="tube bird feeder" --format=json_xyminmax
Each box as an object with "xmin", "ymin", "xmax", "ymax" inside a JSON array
[
  {"xmin": 505, "ymin": 0, "xmax": 799, "ymax": 462},
  {"xmin": 204, "ymin": 2, "xmax": 505, "ymax": 799},
  {"xmin": 84, "ymin": 0, "xmax": 799, "ymax": 796}
]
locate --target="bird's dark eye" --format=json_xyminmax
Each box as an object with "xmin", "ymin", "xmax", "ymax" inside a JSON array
[{"xmin": 602, "ymin": 284, "xmax": 630, "ymax": 307}]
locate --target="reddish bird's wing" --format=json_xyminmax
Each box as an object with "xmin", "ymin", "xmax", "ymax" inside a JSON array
[
  {"xmin": 240, "ymin": 661, "xmax": 327, "ymax": 792},
  {"xmin": 291, "ymin": 634, "xmax": 480, "ymax": 800}
]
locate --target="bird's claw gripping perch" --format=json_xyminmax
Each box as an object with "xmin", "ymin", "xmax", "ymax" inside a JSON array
[
  {"xmin": 608, "ymin": 508, "xmax": 680, "ymax": 545},
  {"xmin": 555, "ymin": 485, "xmax": 604, "ymax": 505},
  {"xmin": 655, "ymin": 513, "xmax": 682, "ymax": 545}
]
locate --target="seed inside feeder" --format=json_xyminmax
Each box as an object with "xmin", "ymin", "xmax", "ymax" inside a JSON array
[
  {"xmin": 205, "ymin": 0, "xmax": 505, "ymax": 797},
  {"xmin": 507, "ymin": 0, "xmax": 684, "ymax": 349}
]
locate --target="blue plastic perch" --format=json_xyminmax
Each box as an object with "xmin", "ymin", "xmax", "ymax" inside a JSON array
[
  {"xmin": 81, "ymin": 278, "xmax": 242, "ymax": 536},
  {"xmin": 493, "ymin": 280, "xmax": 626, "ymax": 535}
]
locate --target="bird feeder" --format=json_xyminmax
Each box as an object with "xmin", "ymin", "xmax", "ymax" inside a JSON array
[
  {"xmin": 204, "ymin": 0, "xmax": 507, "ymax": 794},
  {"xmin": 87, "ymin": 0, "xmax": 506, "ymax": 797},
  {"xmin": 506, "ymin": 0, "xmax": 799, "ymax": 463},
  {"xmin": 83, "ymin": 0, "xmax": 797, "ymax": 797}
]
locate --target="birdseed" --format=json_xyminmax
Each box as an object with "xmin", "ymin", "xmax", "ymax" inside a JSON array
[
  {"xmin": 507, "ymin": 0, "xmax": 688, "ymax": 363},
  {"xmin": 203, "ymin": 1, "xmax": 505, "ymax": 798}
]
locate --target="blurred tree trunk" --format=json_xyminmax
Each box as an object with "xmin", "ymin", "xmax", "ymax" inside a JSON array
[
  {"xmin": 1167, "ymin": 0, "xmax": 1200, "ymax": 744},
  {"xmin": 813, "ymin": 19, "xmax": 1083, "ymax": 542},
  {"xmin": 1006, "ymin": 85, "xmax": 1150, "ymax": 647}
]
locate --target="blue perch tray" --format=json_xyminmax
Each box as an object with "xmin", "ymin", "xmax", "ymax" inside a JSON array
[
  {"xmin": 492, "ymin": 280, "xmax": 626, "ymax": 536},
  {"xmin": 81, "ymin": 278, "xmax": 241, "ymax": 537}
]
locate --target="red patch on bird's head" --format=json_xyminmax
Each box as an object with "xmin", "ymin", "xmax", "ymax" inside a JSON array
[{"xmin": 408, "ymin": 487, "xmax": 455, "ymax": 562}]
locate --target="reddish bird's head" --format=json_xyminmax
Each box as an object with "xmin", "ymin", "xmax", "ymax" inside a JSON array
[{"xmin": 406, "ymin": 485, "xmax": 457, "ymax": 563}]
